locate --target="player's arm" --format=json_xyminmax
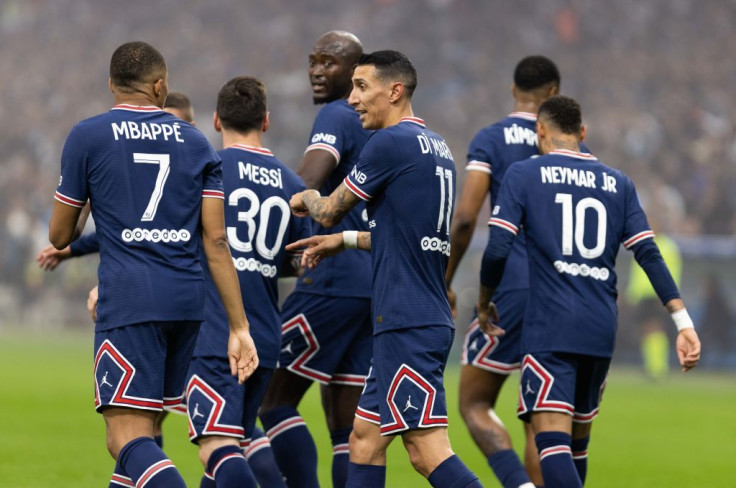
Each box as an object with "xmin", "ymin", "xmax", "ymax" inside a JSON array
[
  {"xmin": 477, "ymin": 230, "xmax": 512, "ymax": 337},
  {"xmin": 48, "ymin": 200, "xmax": 90, "ymax": 250},
  {"xmin": 297, "ymin": 150, "xmax": 336, "ymax": 190},
  {"xmin": 201, "ymin": 197, "xmax": 258, "ymax": 383},
  {"xmin": 37, "ymin": 232, "xmax": 99, "ymax": 271},
  {"xmin": 630, "ymin": 238, "xmax": 700, "ymax": 371},
  {"xmin": 290, "ymin": 182, "xmax": 360, "ymax": 228},
  {"xmin": 286, "ymin": 231, "xmax": 370, "ymax": 269},
  {"xmin": 446, "ymin": 170, "xmax": 491, "ymax": 315}
]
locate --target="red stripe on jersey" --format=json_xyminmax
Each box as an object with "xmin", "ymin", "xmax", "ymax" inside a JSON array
[
  {"xmin": 624, "ymin": 230, "xmax": 655, "ymax": 248},
  {"xmin": 54, "ymin": 191, "xmax": 85, "ymax": 208},
  {"xmin": 344, "ymin": 177, "xmax": 372, "ymax": 201},
  {"xmin": 305, "ymin": 143, "xmax": 341, "ymax": 163},
  {"xmin": 232, "ymin": 143, "xmax": 274, "ymax": 156},
  {"xmin": 399, "ymin": 116, "xmax": 425, "ymax": 127},
  {"xmin": 466, "ymin": 160, "xmax": 492, "ymax": 174},
  {"xmin": 112, "ymin": 104, "xmax": 163, "ymax": 112},
  {"xmin": 488, "ymin": 218, "xmax": 518, "ymax": 235},
  {"xmin": 355, "ymin": 407, "xmax": 381, "ymax": 424},
  {"xmin": 539, "ymin": 445, "xmax": 572, "ymax": 461},
  {"xmin": 202, "ymin": 190, "xmax": 225, "ymax": 199},
  {"xmin": 110, "ymin": 474, "xmax": 135, "ymax": 487},
  {"xmin": 549, "ymin": 149, "xmax": 597, "ymax": 160},
  {"xmin": 509, "ymin": 111, "xmax": 537, "ymax": 121}
]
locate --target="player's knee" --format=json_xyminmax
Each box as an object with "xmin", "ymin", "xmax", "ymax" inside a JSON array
[
  {"xmin": 402, "ymin": 437, "xmax": 432, "ymax": 477},
  {"xmin": 105, "ymin": 433, "xmax": 125, "ymax": 460},
  {"xmin": 349, "ymin": 424, "xmax": 384, "ymax": 461}
]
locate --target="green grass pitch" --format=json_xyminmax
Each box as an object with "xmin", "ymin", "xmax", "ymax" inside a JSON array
[{"xmin": 0, "ymin": 330, "xmax": 733, "ymax": 487}]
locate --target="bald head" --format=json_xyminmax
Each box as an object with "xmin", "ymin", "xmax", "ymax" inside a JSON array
[{"xmin": 309, "ymin": 31, "xmax": 363, "ymax": 103}]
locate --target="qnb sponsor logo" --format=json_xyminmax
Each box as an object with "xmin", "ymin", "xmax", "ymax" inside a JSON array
[
  {"xmin": 121, "ymin": 228, "xmax": 191, "ymax": 243},
  {"xmin": 232, "ymin": 257, "xmax": 278, "ymax": 278},
  {"xmin": 420, "ymin": 236, "xmax": 451, "ymax": 256},
  {"xmin": 553, "ymin": 260, "xmax": 610, "ymax": 281}
]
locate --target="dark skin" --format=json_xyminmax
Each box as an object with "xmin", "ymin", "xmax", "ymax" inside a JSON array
[{"xmin": 260, "ymin": 31, "xmax": 365, "ymax": 440}]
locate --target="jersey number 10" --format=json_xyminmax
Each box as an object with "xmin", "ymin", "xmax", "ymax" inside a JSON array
[{"xmin": 554, "ymin": 193, "xmax": 607, "ymax": 259}]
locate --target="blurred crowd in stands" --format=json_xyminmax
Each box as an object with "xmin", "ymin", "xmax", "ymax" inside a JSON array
[{"xmin": 0, "ymin": 0, "xmax": 733, "ymax": 363}]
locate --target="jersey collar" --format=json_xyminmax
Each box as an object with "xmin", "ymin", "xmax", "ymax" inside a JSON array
[
  {"xmin": 231, "ymin": 143, "xmax": 274, "ymax": 156},
  {"xmin": 549, "ymin": 149, "xmax": 597, "ymax": 160},
  {"xmin": 509, "ymin": 111, "xmax": 537, "ymax": 121},
  {"xmin": 111, "ymin": 104, "xmax": 164, "ymax": 113},
  {"xmin": 399, "ymin": 116, "xmax": 425, "ymax": 128}
]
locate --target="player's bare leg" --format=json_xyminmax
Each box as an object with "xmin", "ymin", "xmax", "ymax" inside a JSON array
[
  {"xmin": 571, "ymin": 421, "xmax": 592, "ymax": 484},
  {"xmin": 259, "ymin": 370, "xmax": 319, "ymax": 487},
  {"xmin": 103, "ymin": 407, "xmax": 186, "ymax": 487},
  {"xmin": 530, "ymin": 412, "xmax": 581, "ymax": 488},
  {"xmin": 459, "ymin": 365, "xmax": 538, "ymax": 486},
  {"xmin": 322, "ymin": 383, "xmax": 364, "ymax": 486},
  {"xmin": 197, "ymin": 435, "xmax": 256, "ymax": 487},
  {"xmin": 523, "ymin": 422, "xmax": 542, "ymax": 484},
  {"xmin": 152, "ymin": 411, "xmax": 167, "ymax": 448}
]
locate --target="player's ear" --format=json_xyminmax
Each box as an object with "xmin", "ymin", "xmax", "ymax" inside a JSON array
[
  {"xmin": 213, "ymin": 111, "xmax": 221, "ymax": 133},
  {"xmin": 389, "ymin": 82, "xmax": 403, "ymax": 103},
  {"xmin": 511, "ymin": 83, "xmax": 517, "ymax": 98},
  {"xmin": 579, "ymin": 124, "xmax": 587, "ymax": 142},
  {"xmin": 549, "ymin": 83, "xmax": 560, "ymax": 97},
  {"xmin": 108, "ymin": 78, "xmax": 114, "ymax": 94},
  {"xmin": 262, "ymin": 112, "xmax": 270, "ymax": 133}
]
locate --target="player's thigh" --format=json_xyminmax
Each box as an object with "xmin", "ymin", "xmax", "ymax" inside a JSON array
[
  {"xmin": 260, "ymin": 368, "xmax": 313, "ymax": 410},
  {"xmin": 458, "ymin": 364, "xmax": 509, "ymax": 412},
  {"xmin": 321, "ymin": 382, "xmax": 364, "ymax": 431},
  {"xmin": 373, "ymin": 326, "xmax": 454, "ymax": 436}
]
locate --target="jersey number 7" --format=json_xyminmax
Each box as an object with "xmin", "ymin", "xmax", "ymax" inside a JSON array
[{"xmin": 134, "ymin": 153, "xmax": 171, "ymax": 221}]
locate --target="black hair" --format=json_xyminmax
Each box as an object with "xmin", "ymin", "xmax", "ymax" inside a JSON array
[
  {"xmin": 357, "ymin": 50, "xmax": 417, "ymax": 97},
  {"xmin": 216, "ymin": 76, "xmax": 267, "ymax": 133},
  {"xmin": 537, "ymin": 95, "xmax": 582, "ymax": 134},
  {"xmin": 514, "ymin": 55, "xmax": 560, "ymax": 91},
  {"xmin": 164, "ymin": 92, "xmax": 194, "ymax": 122},
  {"xmin": 109, "ymin": 42, "xmax": 166, "ymax": 90}
]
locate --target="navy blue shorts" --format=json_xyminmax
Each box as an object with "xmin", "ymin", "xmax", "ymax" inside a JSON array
[
  {"xmin": 279, "ymin": 292, "xmax": 372, "ymax": 386},
  {"xmin": 93, "ymin": 321, "xmax": 200, "ymax": 412},
  {"xmin": 461, "ymin": 289, "xmax": 527, "ymax": 374},
  {"xmin": 518, "ymin": 352, "xmax": 609, "ymax": 423},
  {"xmin": 185, "ymin": 359, "xmax": 273, "ymax": 443},
  {"xmin": 356, "ymin": 326, "xmax": 453, "ymax": 436}
]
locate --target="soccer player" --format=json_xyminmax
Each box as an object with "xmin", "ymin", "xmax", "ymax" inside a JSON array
[
  {"xmin": 477, "ymin": 95, "xmax": 701, "ymax": 487},
  {"xmin": 446, "ymin": 55, "xmax": 561, "ymax": 488},
  {"xmin": 185, "ymin": 76, "xmax": 309, "ymax": 488},
  {"xmin": 287, "ymin": 50, "xmax": 482, "ymax": 488},
  {"xmin": 48, "ymin": 42, "xmax": 257, "ymax": 488},
  {"xmin": 258, "ymin": 30, "xmax": 371, "ymax": 488},
  {"xmin": 37, "ymin": 90, "xmax": 197, "ymax": 452}
]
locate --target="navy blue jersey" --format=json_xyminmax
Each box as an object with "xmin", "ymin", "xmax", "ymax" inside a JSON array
[
  {"xmin": 467, "ymin": 112, "xmax": 540, "ymax": 292},
  {"xmin": 194, "ymin": 145, "xmax": 311, "ymax": 368},
  {"xmin": 295, "ymin": 99, "xmax": 372, "ymax": 298},
  {"xmin": 55, "ymin": 105, "xmax": 223, "ymax": 331},
  {"xmin": 488, "ymin": 149, "xmax": 655, "ymax": 357},
  {"xmin": 345, "ymin": 117, "xmax": 455, "ymax": 333}
]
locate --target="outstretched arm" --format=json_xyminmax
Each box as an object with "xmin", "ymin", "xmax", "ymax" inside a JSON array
[
  {"xmin": 286, "ymin": 231, "xmax": 371, "ymax": 269},
  {"xmin": 290, "ymin": 182, "xmax": 361, "ymax": 228}
]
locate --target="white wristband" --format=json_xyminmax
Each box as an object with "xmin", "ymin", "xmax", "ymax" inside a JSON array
[
  {"xmin": 671, "ymin": 308, "xmax": 694, "ymax": 332},
  {"xmin": 343, "ymin": 231, "xmax": 359, "ymax": 249}
]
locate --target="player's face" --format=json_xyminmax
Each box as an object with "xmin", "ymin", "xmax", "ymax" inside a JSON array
[
  {"xmin": 349, "ymin": 65, "xmax": 391, "ymax": 130},
  {"xmin": 163, "ymin": 107, "xmax": 194, "ymax": 124},
  {"xmin": 309, "ymin": 46, "xmax": 354, "ymax": 104}
]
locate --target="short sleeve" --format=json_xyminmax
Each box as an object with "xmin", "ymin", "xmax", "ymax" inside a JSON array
[
  {"xmin": 621, "ymin": 177, "xmax": 654, "ymax": 250},
  {"xmin": 466, "ymin": 128, "xmax": 493, "ymax": 175},
  {"xmin": 304, "ymin": 104, "xmax": 346, "ymax": 164},
  {"xmin": 54, "ymin": 125, "xmax": 89, "ymax": 208},
  {"xmin": 202, "ymin": 147, "xmax": 225, "ymax": 200},
  {"xmin": 343, "ymin": 132, "xmax": 397, "ymax": 201},
  {"xmin": 488, "ymin": 164, "xmax": 525, "ymax": 236}
]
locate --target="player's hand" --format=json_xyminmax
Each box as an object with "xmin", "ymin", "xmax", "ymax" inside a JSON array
[
  {"xmin": 87, "ymin": 285, "xmax": 98, "ymax": 322},
  {"xmin": 228, "ymin": 328, "xmax": 259, "ymax": 384},
  {"xmin": 286, "ymin": 234, "xmax": 345, "ymax": 269},
  {"xmin": 477, "ymin": 301, "xmax": 505, "ymax": 337},
  {"xmin": 289, "ymin": 189, "xmax": 320, "ymax": 217},
  {"xmin": 675, "ymin": 328, "xmax": 701, "ymax": 372},
  {"xmin": 447, "ymin": 288, "xmax": 458, "ymax": 318},
  {"xmin": 36, "ymin": 244, "xmax": 72, "ymax": 271}
]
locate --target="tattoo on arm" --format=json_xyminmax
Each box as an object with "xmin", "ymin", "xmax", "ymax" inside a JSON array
[{"xmin": 303, "ymin": 183, "xmax": 359, "ymax": 227}]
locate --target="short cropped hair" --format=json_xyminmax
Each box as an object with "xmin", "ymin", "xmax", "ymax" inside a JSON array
[
  {"xmin": 538, "ymin": 95, "xmax": 582, "ymax": 134},
  {"xmin": 164, "ymin": 92, "xmax": 194, "ymax": 122},
  {"xmin": 109, "ymin": 42, "xmax": 166, "ymax": 90},
  {"xmin": 357, "ymin": 50, "xmax": 418, "ymax": 97},
  {"xmin": 217, "ymin": 76, "xmax": 267, "ymax": 133},
  {"xmin": 514, "ymin": 55, "xmax": 560, "ymax": 91}
]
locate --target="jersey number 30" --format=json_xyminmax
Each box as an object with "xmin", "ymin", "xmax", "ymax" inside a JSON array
[
  {"xmin": 555, "ymin": 193, "xmax": 606, "ymax": 259},
  {"xmin": 227, "ymin": 189, "xmax": 290, "ymax": 260}
]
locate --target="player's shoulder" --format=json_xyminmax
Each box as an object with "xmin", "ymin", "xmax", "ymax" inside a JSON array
[{"xmin": 315, "ymin": 99, "xmax": 356, "ymax": 122}]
